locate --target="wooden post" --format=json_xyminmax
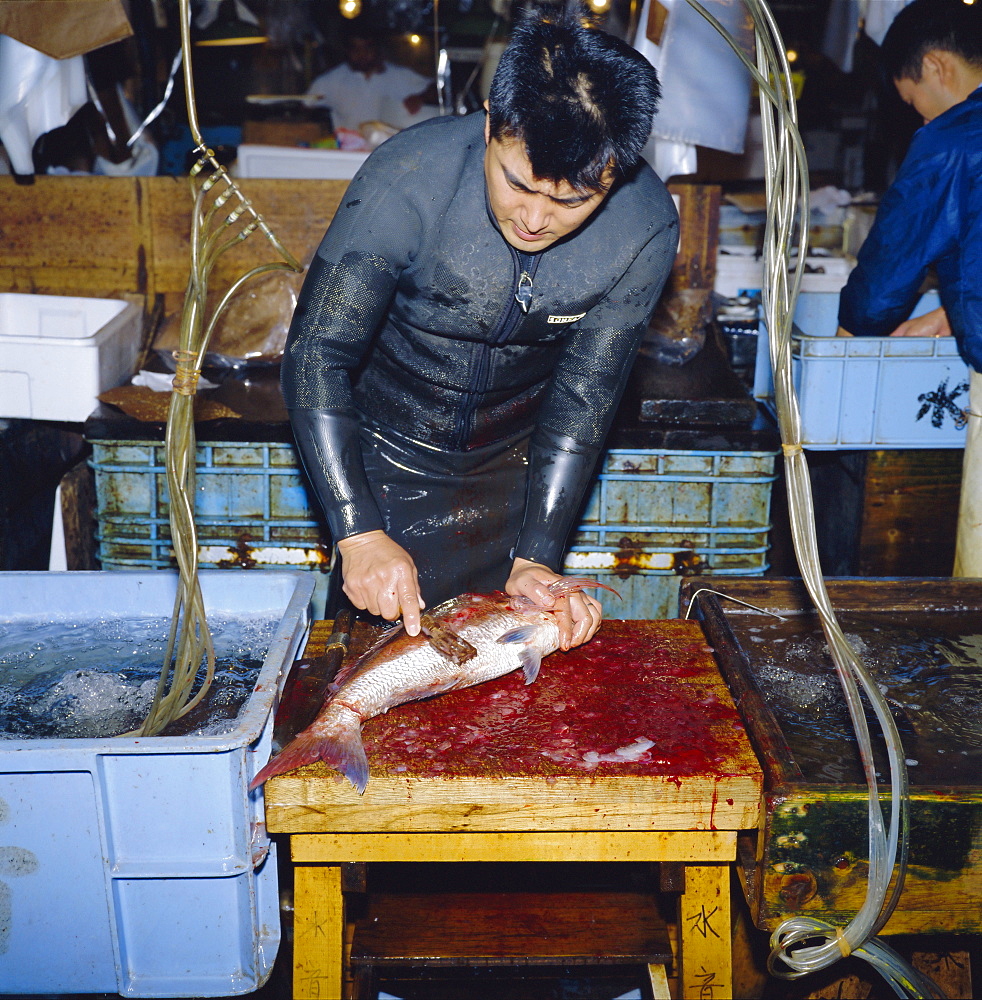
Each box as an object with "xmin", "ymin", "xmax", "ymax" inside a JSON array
[
  {"xmin": 58, "ymin": 456, "xmax": 98, "ymax": 570},
  {"xmin": 954, "ymin": 370, "xmax": 982, "ymax": 576},
  {"xmin": 293, "ymin": 863, "xmax": 345, "ymax": 1000},
  {"xmin": 679, "ymin": 864, "xmax": 732, "ymax": 1000}
]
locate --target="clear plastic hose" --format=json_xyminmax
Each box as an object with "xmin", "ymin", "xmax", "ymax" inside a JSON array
[
  {"xmin": 680, "ymin": 2, "xmax": 936, "ymax": 995},
  {"xmin": 126, "ymin": 0, "xmax": 303, "ymax": 737}
]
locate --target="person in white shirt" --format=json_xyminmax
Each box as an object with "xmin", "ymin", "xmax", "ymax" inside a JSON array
[{"xmin": 307, "ymin": 27, "xmax": 438, "ymax": 135}]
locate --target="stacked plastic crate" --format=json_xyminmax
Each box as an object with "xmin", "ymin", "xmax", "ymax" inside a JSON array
[{"xmin": 563, "ymin": 444, "xmax": 779, "ymax": 619}]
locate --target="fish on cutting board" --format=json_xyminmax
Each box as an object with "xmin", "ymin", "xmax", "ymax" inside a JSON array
[{"xmin": 250, "ymin": 578, "xmax": 616, "ymax": 793}]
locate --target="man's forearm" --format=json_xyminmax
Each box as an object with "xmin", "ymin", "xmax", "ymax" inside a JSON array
[{"xmin": 289, "ymin": 407, "xmax": 385, "ymax": 542}]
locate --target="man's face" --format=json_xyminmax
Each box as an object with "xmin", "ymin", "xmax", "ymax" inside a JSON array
[
  {"xmin": 483, "ymin": 123, "xmax": 613, "ymax": 253},
  {"xmin": 346, "ymin": 37, "xmax": 383, "ymax": 75},
  {"xmin": 895, "ymin": 75, "xmax": 952, "ymax": 124},
  {"xmin": 894, "ymin": 52, "xmax": 961, "ymax": 124}
]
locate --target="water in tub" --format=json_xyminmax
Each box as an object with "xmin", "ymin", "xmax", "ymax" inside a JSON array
[
  {"xmin": 734, "ymin": 612, "xmax": 982, "ymax": 785},
  {"xmin": 0, "ymin": 614, "xmax": 276, "ymax": 738}
]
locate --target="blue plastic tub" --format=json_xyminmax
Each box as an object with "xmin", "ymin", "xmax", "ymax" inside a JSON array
[
  {"xmin": 754, "ymin": 290, "xmax": 969, "ymax": 449},
  {"xmin": 0, "ymin": 569, "xmax": 314, "ymax": 996}
]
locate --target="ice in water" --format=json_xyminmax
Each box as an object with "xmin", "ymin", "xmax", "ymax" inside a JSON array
[{"xmin": 0, "ymin": 614, "xmax": 275, "ymax": 739}]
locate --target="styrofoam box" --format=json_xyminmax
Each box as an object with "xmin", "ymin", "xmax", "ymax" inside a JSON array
[
  {"xmin": 562, "ymin": 447, "xmax": 779, "ymax": 619},
  {"xmin": 0, "ymin": 569, "xmax": 315, "ymax": 997},
  {"xmin": 234, "ymin": 143, "xmax": 369, "ymax": 179},
  {"xmin": 754, "ymin": 290, "xmax": 969, "ymax": 449},
  {"xmin": 0, "ymin": 293, "xmax": 142, "ymax": 422}
]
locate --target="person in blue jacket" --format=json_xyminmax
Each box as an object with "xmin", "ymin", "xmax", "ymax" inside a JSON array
[
  {"xmin": 837, "ymin": 0, "xmax": 982, "ymax": 575},
  {"xmin": 282, "ymin": 6, "xmax": 678, "ymax": 644}
]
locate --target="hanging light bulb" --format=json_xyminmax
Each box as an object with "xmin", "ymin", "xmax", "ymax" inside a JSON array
[
  {"xmin": 588, "ymin": 0, "xmax": 611, "ymax": 12},
  {"xmin": 339, "ymin": 0, "xmax": 362, "ymax": 19}
]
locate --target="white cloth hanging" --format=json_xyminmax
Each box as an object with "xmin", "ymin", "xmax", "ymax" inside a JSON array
[
  {"xmin": 0, "ymin": 34, "xmax": 87, "ymax": 174},
  {"xmin": 632, "ymin": 0, "xmax": 754, "ymax": 179},
  {"xmin": 822, "ymin": 0, "xmax": 914, "ymax": 74}
]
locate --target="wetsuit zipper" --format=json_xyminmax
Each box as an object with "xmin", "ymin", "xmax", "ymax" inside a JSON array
[{"xmin": 451, "ymin": 245, "xmax": 541, "ymax": 449}]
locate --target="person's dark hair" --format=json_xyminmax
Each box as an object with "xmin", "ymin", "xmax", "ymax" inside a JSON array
[
  {"xmin": 487, "ymin": 2, "xmax": 660, "ymax": 190},
  {"xmin": 339, "ymin": 19, "xmax": 384, "ymax": 48},
  {"xmin": 881, "ymin": 0, "xmax": 982, "ymax": 81}
]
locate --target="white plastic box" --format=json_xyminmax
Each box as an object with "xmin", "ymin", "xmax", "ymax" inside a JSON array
[
  {"xmin": 0, "ymin": 569, "xmax": 314, "ymax": 997},
  {"xmin": 754, "ymin": 290, "xmax": 969, "ymax": 449},
  {"xmin": 714, "ymin": 250, "xmax": 853, "ymax": 299},
  {"xmin": 0, "ymin": 293, "xmax": 142, "ymax": 422}
]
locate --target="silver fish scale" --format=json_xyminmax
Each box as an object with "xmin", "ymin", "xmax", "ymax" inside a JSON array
[{"xmin": 333, "ymin": 602, "xmax": 560, "ymax": 722}]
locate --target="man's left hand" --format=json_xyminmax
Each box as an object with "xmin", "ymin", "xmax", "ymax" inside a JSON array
[{"xmin": 505, "ymin": 558, "xmax": 603, "ymax": 651}]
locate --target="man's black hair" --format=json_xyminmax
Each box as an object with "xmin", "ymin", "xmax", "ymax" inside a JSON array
[
  {"xmin": 881, "ymin": 0, "xmax": 982, "ymax": 82},
  {"xmin": 487, "ymin": 2, "xmax": 660, "ymax": 191}
]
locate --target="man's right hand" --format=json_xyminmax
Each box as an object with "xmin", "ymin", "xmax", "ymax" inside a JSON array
[
  {"xmin": 336, "ymin": 530, "xmax": 425, "ymax": 635},
  {"xmin": 890, "ymin": 305, "xmax": 952, "ymax": 338}
]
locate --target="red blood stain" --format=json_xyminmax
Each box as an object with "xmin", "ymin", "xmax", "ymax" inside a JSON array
[{"xmin": 359, "ymin": 620, "xmax": 754, "ymax": 783}]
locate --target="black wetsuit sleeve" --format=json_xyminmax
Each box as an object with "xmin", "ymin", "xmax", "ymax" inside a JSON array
[
  {"xmin": 513, "ymin": 427, "xmax": 602, "ymax": 569},
  {"xmin": 288, "ymin": 407, "xmax": 385, "ymax": 541},
  {"xmin": 514, "ymin": 215, "xmax": 678, "ymax": 569},
  {"xmin": 281, "ymin": 150, "xmax": 423, "ymax": 540}
]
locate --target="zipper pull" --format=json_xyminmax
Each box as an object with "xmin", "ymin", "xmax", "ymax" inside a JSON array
[{"xmin": 515, "ymin": 271, "xmax": 533, "ymax": 314}]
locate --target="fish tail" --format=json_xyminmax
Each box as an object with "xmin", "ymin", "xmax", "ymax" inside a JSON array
[
  {"xmin": 548, "ymin": 577, "xmax": 621, "ymax": 599},
  {"xmin": 249, "ymin": 705, "xmax": 369, "ymax": 794}
]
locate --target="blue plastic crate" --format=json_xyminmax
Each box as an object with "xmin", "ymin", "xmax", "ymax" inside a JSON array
[
  {"xmin": 754, "ymin": 291, "xmax": 969, "ymax": 449},
  {"xmin": 90, "ymin": 439, "xmax": 331, "ymax": 573},
  {"xmin": 563, "ymin": 447, "xmax": 778, "ymax": 619},
  {"xmin": 0, "ymin": 569, "xmax": 313, "ymax": 996}
]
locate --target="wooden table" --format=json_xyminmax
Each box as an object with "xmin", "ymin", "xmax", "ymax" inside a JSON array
[{"xmin": 264, "ymin": 618, "xmax": 764, "ymax": 999}]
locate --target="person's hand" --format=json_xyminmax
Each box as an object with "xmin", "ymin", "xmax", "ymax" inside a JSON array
[
  {"xmin": 336, "ymin": 530, "xmax": 425, "ymax": 635},
  {"xmin": 403, "ymin": 93, "xmax": 425, "ymax": 116},
  {"xmin": 890, "ymin": 306, "xmax": 951, "ymax": 338},
  {"xmin": 505, "ymin": 558, "xmax": 603, "ymax": 651}
]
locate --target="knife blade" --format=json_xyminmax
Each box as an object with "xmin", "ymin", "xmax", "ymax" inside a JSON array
[
  {"xmin": 272, "ymin": 607, "xmax": 353, "ymax": 753},
  {"xmin": 420, "ymin": 611, "xmax": 478, "ymax": 666}
]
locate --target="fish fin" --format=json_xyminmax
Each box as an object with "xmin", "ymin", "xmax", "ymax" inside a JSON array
[
  {"xmin": 520, "ymin": 648, "xmax": 543, "ymax": 685},
  {"xmin": 547, "ymin": 577, "xmax": 621, "ymax": 600},
  {"xmin": 249, "ymin": 706, "xmax": 369, "ymax": 794},
  {"xmin": 498, "ymin": 625, "xmax": 540, "ymax": 644},
  {"xmin": 497, "ymin": 626, "xmax": 543, "ymax": 683}
]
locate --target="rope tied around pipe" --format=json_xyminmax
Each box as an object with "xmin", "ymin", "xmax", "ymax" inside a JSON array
[
  {"xmin": 835, "ymin": 927, "xmax": 852, "ymax": 958},
  {"xmin": 171, "ymin": 350, "xmax": 200, "ymax": 396}
]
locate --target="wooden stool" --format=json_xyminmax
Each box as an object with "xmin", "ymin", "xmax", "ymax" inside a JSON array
[{"xmin": 268, "ymin": 620, "xmax": 765, "ymax": 1000}]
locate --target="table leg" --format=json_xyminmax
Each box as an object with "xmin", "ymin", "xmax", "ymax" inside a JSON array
[
  {"xmin": 647, "ymin": 962, "xmax": 672, "ymax": 1000},
  {"xmin": 678, "ymin": 863, "xmax": 732, "ymax": 1000},
  {"xmin": 293, "ymin": 862, "xmax": 344, "ymax": 1000}
]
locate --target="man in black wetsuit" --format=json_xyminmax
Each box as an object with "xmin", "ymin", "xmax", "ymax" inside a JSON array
[{"xmin": 282, "ymin": 6, "xmax": 678, "ymax": 648}]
